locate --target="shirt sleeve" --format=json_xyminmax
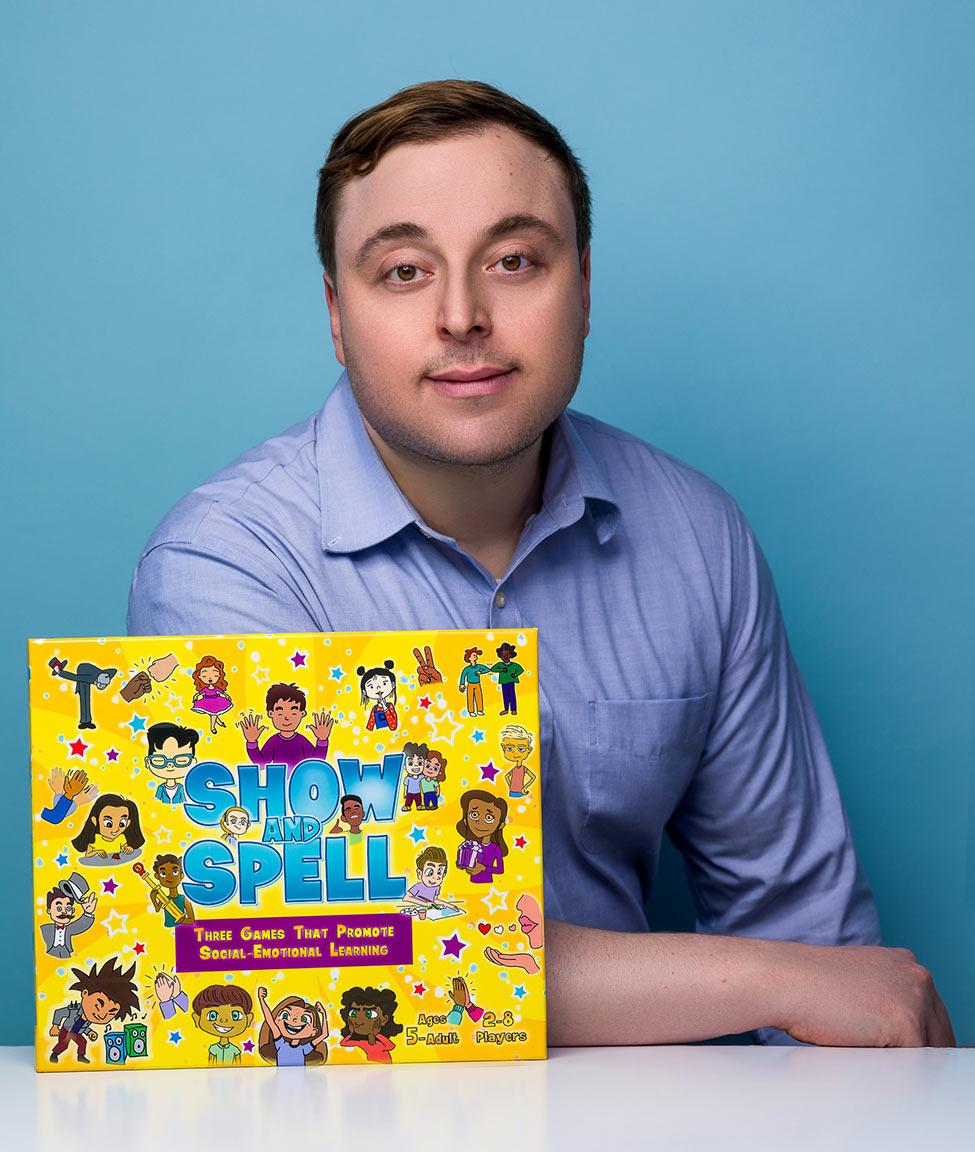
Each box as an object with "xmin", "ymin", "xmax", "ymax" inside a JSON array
[
  {"xmin": 127, "ymin": 539, "xmax": 321, "ymax": 636},
  {"xmin": 665, "ymin": 505, "xmax": 881, "ymax": 1045}
]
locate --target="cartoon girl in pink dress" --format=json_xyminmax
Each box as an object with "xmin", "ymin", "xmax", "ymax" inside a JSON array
[{"xmin": 191, "ymin": 656, "xmax": 233, "ymax": 734}]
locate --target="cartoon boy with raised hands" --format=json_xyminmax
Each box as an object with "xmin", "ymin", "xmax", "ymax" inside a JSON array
[{"xmin": 238, "ymin": 682, "xmax": 333, "ymax": 771}]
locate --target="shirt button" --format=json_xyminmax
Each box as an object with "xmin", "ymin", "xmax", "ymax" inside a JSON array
[{"xmin": 494, "ymin": 590, "xmax": 506, "ymax": 609}]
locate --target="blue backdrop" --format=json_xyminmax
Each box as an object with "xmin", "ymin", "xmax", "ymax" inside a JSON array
[{"xmin": 2, "ymin": 1, "xmax": 972, "ymax": 1044}]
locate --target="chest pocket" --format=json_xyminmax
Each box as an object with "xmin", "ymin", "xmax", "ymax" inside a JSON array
[{"xmin": 583, "ymin": 694, "xmax": 715, "ymax": 855}]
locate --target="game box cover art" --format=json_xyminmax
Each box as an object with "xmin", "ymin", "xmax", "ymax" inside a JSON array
[{"xmin": 28, "ymin": 629, "xmax": 545, "ymax": 1071}]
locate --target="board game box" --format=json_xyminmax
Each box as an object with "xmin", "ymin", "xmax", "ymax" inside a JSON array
[{"xmin": 28, "ymin": 628, "xmax": 545, "ymax": 1070}]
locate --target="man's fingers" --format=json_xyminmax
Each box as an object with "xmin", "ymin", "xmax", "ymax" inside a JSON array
[
  {"xmin": 424, "ymin": 645, "xmax": 434, "ymax": 666},
  {"xmin": 412, "ymin": 646, "xmax": 424, "ymax": 666}
]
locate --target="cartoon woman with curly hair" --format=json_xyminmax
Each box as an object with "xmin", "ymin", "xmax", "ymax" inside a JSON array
[
  {"xmin": 191, "ymin": 655, "xmax": 233, "ymax": 734},
  {"xmin": 357, "ymin": 659, "xmax": 398, "ymax": 732},
  {"xmin": 455, "ymin": 789, "xmax": 508, "ymax": 883},
  {"xmin": 256, "ymin": 986, "xmax": 328, "ymax": 1066},
  {"xmin": 339, "ymin": 986, "xmax": 403, "ymax": 1063}
]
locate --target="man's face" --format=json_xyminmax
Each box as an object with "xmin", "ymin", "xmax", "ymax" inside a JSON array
[
  {"xmin": 501, "ymin": 737, "xmax": 530, "ymax": 764},
  {"xmin": 342, "ymin": 799, "xmax": 364, "ymax": 828},
  {"xmin": 419, "ymin": 861, "xmax": 447, "ymax": 887},
  {"xmin": 154, "ymin": 860, "xmax": 183, "ymax": 890},
  {"xmin": 270, "ymin": 698, "xmax": 305, "ymax": 733},
  {"xmin": 194, "ymin": 1003, "xmax": 253, "ymax": 1040},
  {"xmin": 81, "ymin": 988, "xmax": 120, "ymax": 1025},
  {"xmin": 49, "ymin": 895, "xmax": 75, "ymax": 925},
  {"xmin": 146, "ymin": 735, "xmax": 196, "ymax": 781},
  {"xmin": 325, "ymin": 126, "xmax": 590, "ymax": 468},
  {"xmin": 405, "ymin": 753, "xmax": 424, "ymax": 777}
]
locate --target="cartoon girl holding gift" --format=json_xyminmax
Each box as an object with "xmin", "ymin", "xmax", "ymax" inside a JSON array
[
  {"xmin": 358, "ymin": 660, "xmax": 398, "ymax": 732},
  {"xmin": 191, "ymin": 655, "xmax": 233, "ymax": 734},
  {"xmin": 455, "ymin": 789, "xmax": 509, "ymax": 884}
]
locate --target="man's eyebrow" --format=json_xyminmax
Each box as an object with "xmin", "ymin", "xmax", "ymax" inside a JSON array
[{"xmin": 352, "ymin": 213, "xmax": 565, "ymax": 271}]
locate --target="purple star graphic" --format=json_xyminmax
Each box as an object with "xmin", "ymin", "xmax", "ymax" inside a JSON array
[
  {"xmin": 102, "ymin": 877, "xmax": 119, "ymax": 895},
  {"xmin": 440, "ymin": 932, "xmax": 467, "ymax": 959},
  {"xmin": 479, "ymin": 760, "xmax": 500, "ymax": 782},
  {"xmin": 106, "ymin": 748, "xmax": 120, "ymax": 762},
  {"xmin": 290, "ymin": 651, "xmax": 307, "ymax": 668},
  {"xmin": 242, "ymin": 1039, "xmax": 255, "ymax": 1053}
]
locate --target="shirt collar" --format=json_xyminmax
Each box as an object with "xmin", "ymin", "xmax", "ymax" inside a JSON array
[{"xmin": 318, "ymin": 371, "xmax": 620, "ymax": 554}]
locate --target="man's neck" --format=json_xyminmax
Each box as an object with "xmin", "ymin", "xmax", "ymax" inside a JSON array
[{"xmin": 361, "ymin": 421, "xmax": 548, "ymax": 582}]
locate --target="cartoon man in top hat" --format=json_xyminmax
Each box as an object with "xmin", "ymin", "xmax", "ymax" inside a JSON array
[{"xmin": 40, "ymin": 873, "xmax": 98, "ymax": 959}]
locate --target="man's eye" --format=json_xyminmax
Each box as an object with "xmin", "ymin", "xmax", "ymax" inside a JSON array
[
  {"xmin": 207, "ymin": 1011, "xmax": 217, "ymax": 1022},
  {"xmin": 365, "ymin": 1009, "xmax": 377, "ymax": 1019},
  {"xmin": 232, "ymin": 1011, "xmax": 241, "ymax": 1021},
  {"xmin": 494, "ymin": 253, "xmax": 532, "ymax": 273},
  {"xmin": 384, "ymin": 264, "xmax": 424, "ymax": 284}
]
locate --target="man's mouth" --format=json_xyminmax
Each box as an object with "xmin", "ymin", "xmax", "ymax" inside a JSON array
[
  {"xmin": 518, "ymin": 916, "xmax": 537, "ymax": 934},
  {"xmin": 213, "ymin": 1024, "xmax": 233, "ymax": 1034},
  {"xmin": 426, "ymin": 367, "xmax": 515, "ymax": 398},
  {"xmin": 283, "ymin": 1021, "xmax": 304, "ymax": 1035}
]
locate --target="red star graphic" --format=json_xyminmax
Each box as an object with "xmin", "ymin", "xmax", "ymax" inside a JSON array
[
  {"xmin": 133, "ymin": 942, "xmax": 146, "ymax": 955},
  {"xmin": 68, "ymin": 738, "xmax": 89, "ymax": 758},
  {"xmin": 419, "ymin": 696, "xmax": 431, "ymax": 709},
  {"xmin": 413, "ymin": 982, "xmax": 426, "ymax": 996},
  {"xmin": 514, "ymin": 835, "xmax": 527, "ymax": 849}
]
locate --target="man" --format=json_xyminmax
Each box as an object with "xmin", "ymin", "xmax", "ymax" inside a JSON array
[
  {"xmin": 145, "ymin": 721, "xmax": 199, "ymax": 804},
  {"xmin": 128, "ymin": 79, "xmax": 953, "ymax": 1046},
  {"xmin": 237, "ymin": 682, "xmax": 333, "ymax": 770},
  {"xmin": 48, "ymin": 956, "xmax": 139, "ymax": 1064},
  {"xmin": 40, "ymin": 874, "xmax": 98, "ymax": 959}
]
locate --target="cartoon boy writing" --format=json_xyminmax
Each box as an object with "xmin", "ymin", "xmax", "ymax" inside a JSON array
[
  {"xmin": 48, "ymin": 956, "xmax": 139, "ymax": 1064},
  {"xmin": 400, "ymin": 846, "xmax": 459, "ymax": 918},
  {"xmin": 238, "ymin": 683, "xmax": 333, "ymax": 771},
  {"xmin": 145, "ymin": 722, "xmax": 199, "ymax": 804}
]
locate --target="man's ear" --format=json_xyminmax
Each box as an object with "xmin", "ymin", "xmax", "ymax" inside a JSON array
[
  {"xmin": 244, "ymin": 1013, "xmax": 254, "ymax": 1029},
  {"xmin": 192, "ymin": 1013, "xmax": 201, "ymax": 1029},
  {"xmin": 580, "ymin": 245, "xmax": 591, "ymax": 338},
  {"xmin": 323, "ymin": 273, "xmax": 347, "ymax": 367}
]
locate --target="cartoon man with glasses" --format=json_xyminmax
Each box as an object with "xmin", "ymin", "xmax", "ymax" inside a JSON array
[{"xmin": 145, "ymin": 722, "xmax": 200, "ymax": 805}]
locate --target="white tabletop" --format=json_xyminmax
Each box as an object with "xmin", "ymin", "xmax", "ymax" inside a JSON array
[{"xmin": 6, "ymin": 1044, "xmax": 973, "ymax": 1150}]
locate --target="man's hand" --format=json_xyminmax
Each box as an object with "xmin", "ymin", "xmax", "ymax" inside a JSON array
[
  {"xmin": 412, "ymin": 645, "xmax": 443, "ymax": 685},
  {"xmin": 80, "ymin": 891, "xmax": 98, "ymax": 916},
  {"xmin": 48, "ymin": 767, "xmax": 65, "ymax": 797},
  {"xmin": 237, "ymin": 711, "xmax": 266, "ymax": 743},
  {"xmin": 63, "ymin": 769, "xmax": 88, "ymax": 801},
  {"xmin": 772, "ymin": 942, "xmax": 956, "ymax": 1047},
  {"xmin": 154, "ymin": 971, "xmax": 179, "ymax": 1003},
  {"xmin": 74, "ymin": 782, "xmax": 98, "ymax": 808},
  {"xmin": 450, "ymin": 976, "xmax": 471, "ymax": 1009},
  {"xmin": 307, "ymin": 709, "xmax": 334, "ymax": 742}
]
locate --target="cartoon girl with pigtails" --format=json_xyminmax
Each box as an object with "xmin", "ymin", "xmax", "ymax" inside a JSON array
[{"xmin": 358, "ymin": 659, "xmax": 398, "ymax": 731}]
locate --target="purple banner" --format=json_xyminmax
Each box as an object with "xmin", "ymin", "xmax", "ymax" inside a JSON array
[{"xmin": 175, "ymin": 913, "xmax": 413, "ymax": 972}]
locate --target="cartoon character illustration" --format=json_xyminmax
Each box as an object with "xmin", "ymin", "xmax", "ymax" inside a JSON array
[
  {"xmin": 142, "ymin": 854, "xmax": 196, "ymax": 927},
  {"xmin": 192, "ymin": 984, "xmax": 254, "ymax": 1066},
  {"xmin": 500, "ymin": 724, "xmax": 537, "ymax": 799},
  {"xmin": 145, "ymin": 722, "xmax": 199, "ymax": 804},
  {"xmin": 329, "ymin": 794, "xmax": 366, "ymax": 839},
  {"xmin": 71, "ymin": 794, "xmax": 145, "ymax": 863},
  {"xmin": 455, "ymin": 789, "xmax": 508, "ymax": 884},
  {"xmin": 237, "ymin": 683, "xmax": 333, "ymax": 770},
  {"xmin": 458, "ymin": 646, "xmax": 492, "ymax": 716},
  {"xmin": 412, "ymin": 644, "xmax": 443, "ymax": 685},
  {"xmin": 338, "ymin": 986, "xmax": 402, "ymax": 1064},
  {"xmin": 257, "ymin": 987, "xmax": 328, "ymax": 1066},
  {"xmin": 421, "ymin": 748, "xmax": 446, "ymax": 810},
  {"xmin": 48, "ymin": 658, "xmax": 117, "ymax": 730},
  {"xmin": 220, "ymin": 806, "xmax": 252, "ymax": 844},
  {"xmin": 40, "ymin": 873, "xmax": 97, "ymax": 958},
  {"xmin": 153, "ymin": 970, "xmax": 189, "ymax": 1020},
  {"xmin": 40, "ymin": 766, "xmax": 98, "ymax": 825},
  {"xmin": 48, "ymin": 957, "xmax": 139, "ymax": 1064},
  {"xmin": 489, "ymin": 642, "xmax": 524, "ymax": 717},
  {"xmin": 190, "ymin": 655, "xmax": 234, "ymax": 733},
  {"xmin": 358, "ymin": 660, "xmax": 398, "ymax": 731},
  {"xmin": 401, "ymin": 740, "xmax": 427, "ymax": 811},
  {"xmin": 446, "ymin": 976, "xmax": 486, "ymax": 1026},
  {"xmin": 399, "ymin": 846, "xmax": 460, "ymax": 918},
  {"xmin": 484, "ymin": 892, "xmax": 543, "ymax": 974}
]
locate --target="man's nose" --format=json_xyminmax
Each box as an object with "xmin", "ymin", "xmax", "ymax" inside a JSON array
[{"xmin": 437, "ymin": 270, "xmax": 491, "ymax": 341}]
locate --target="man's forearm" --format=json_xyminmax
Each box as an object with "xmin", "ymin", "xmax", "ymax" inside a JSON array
[
  {"xmin": 545, "ymin": 919, "xmax": 955, "ymax": 1048},
  {"xmin": 546, "ymin": 919, "xmax": 781, "ymax": 1045}
]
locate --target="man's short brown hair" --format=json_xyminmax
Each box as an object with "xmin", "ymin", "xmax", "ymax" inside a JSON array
[
  {"xmin": 315, "ymin": 79, "xmax": 591, "ymax": 280},
  {"xmin": 192, "ymin": 983, "xmax": 253, "ymax": 1015},
  {"xmin": 266, "ymin": 682, "xmax": 307, "ymax": 711}
]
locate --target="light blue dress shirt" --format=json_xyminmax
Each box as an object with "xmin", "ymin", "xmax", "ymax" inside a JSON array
[{"xmin": 128, "ymin": 371, "xmax": 881, "ymax": 1042}]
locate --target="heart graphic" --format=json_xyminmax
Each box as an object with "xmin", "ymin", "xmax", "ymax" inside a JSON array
[{"xmin": 477, "ymin": 922, "xmax": 491, "ymax": 935}]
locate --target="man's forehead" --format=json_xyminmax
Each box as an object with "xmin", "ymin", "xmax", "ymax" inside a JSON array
[{"xmin": 334, "ymin": 126, "xmax": 574, "ymax": 260}]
